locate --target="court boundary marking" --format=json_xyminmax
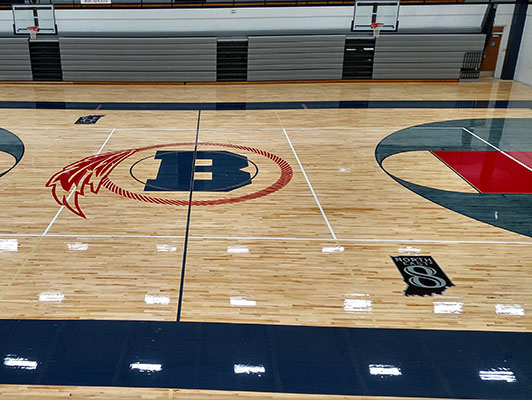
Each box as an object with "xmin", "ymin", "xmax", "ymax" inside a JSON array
[
  {"xmin": 7, "ymin": 124, "xmax": 532, "ymax": 131},
  {"xmin": 0, "ymin": 233, "xmax": 531, "ymax": 245}
]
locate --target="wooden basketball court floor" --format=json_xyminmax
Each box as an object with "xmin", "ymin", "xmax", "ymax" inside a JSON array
[{"xmin": 0, "ymin": 79, "xmax": 532, "ymax": 399}]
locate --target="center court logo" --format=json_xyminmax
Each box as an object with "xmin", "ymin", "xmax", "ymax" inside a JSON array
[{"xmin": 46, "ymin": 142, "xmax": 293, "ymax": 218}]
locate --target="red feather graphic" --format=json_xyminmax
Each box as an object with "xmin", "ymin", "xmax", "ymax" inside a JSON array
[{"xmin": 46, "ymin": 149, "xmax": 137, "ymax": 218}]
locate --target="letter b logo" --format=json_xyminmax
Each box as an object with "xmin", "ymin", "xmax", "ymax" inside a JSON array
[{"xmin": 145, "ymin": 150, "xmax": 252, "ymax": 192}]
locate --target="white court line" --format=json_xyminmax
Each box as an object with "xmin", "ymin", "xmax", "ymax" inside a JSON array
[
  {"xmin": 96, "ymin": 128, "xmax": 116, "ymax": 154},
  {"xmin": 50, "ymin": 234, "xmax": 184, "ymax": 239},
  {"xmin": 187, "ymin": 236, "xmax": 532, "ymax": 245},
  {"xmin": 338, "ymin": 237, "xmax": 532, "ymax": 245},
  {"xmin": 3, "ymin": 126, "xmax": 402, "ymax": 132},
  {"xmin": 189, "ymin": 235, "xmax": 532, "ymax": 246},
  {"xmin": 463, "ymin": 127, "xmax": 532, "ymax": 173},
  {"xmin": 282, "ymin": 128, "xmax": 337, "ymax": 240},
  {"xmin": 42, "ymin": 190, "xmax": 75, "ymax": 236},
  {"xmin": 3, "ymin": 126, "xmax": 111, "ymax": 130},
  {"xmin": 0, "ymin": 233, "xmax": 531, "ymax": 245},
  {"xmin": 41, "ymin": 128, "xmax": 116, "ymax": 236},
  {"xmin": 191, "ymin": 235, "xmax": 328, "ymax": 241},
  {"xmin": 0, "ymin": 234, "xmax": 185, "ymax": 239},
  {"xmin": 410, "ymin": 126, "xmax": 469, "ymax": 130},
  {"xmin": 2, "ymin": 126, "xmax": 205, "ymax": 132}
]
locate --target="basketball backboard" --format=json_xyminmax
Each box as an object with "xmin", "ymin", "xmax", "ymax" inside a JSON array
[
  {"xmin": 12, "ymin": 5, "xmax": 57, "ymax": 35},
  {"xmin": 352, "ymin": 0, "xmax": 400, "ymax": 32}
]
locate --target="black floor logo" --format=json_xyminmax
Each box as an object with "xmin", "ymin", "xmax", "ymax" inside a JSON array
[
  {"xmin": 75, "ymin": 115, "xmax": 104, "ymax": 125},
  {"xmin": 391, "ymin": 256, "xmax": 454, "ymax": 297}
]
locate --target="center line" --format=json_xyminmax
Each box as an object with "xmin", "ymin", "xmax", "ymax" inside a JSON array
[
  {"xmin": 283, "ymin": 128, "xmax": 337, "ymax": 240},
  {"xmin": 176, "ymin": 110, "xmax": 201, "ymax": 322},
  {"xmin": 462, "ymin": 127, "xmax": 532, "ymax": 173}
]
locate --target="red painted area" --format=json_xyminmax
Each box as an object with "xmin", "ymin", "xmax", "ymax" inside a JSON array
[
  {"xmin": 511, "ymin": 151, "xmax": 532, "ymax": 168},
  {"xmin": 433, "ymin": 150, "xmax": 532, "ymax": 194}
]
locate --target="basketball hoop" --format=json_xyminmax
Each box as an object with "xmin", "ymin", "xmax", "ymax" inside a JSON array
[
  {"xmin": 26, "ymin": 26, "xmax": 38, "ymax": 40},
  {"xmin": 371, "ymin": 22, "xmax": 384, "ymax": 39}
]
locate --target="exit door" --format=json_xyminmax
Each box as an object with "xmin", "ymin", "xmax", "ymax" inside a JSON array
[{"xmin": 481, "ymin": 27, "xmax": 503, "ymax": 73}]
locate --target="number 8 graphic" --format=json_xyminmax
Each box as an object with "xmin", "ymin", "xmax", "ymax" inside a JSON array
[{"xmin": 403, "ymin": 265, "xmax": 447, "ymax": 289}]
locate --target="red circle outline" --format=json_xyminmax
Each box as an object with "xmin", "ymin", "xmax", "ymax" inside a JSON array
[{"xmin": 101, "ymin": 142, "xmax": 293, "ymax": 206}]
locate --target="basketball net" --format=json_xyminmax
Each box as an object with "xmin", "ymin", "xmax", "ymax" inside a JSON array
[
  {"xmin": 371, "ymin": 22, "xmax": 384, "ymax": 39},
  {"xmin": 27, "ymin": 26, "xmax": 38, "ymax": 40}
]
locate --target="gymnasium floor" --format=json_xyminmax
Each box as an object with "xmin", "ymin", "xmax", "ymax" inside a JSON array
[{"xmin": 0, "ymin": 79, "xmax": 532, "ymax": 399}]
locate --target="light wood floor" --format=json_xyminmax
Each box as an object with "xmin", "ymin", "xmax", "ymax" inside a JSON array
[
  {"xmin": 0, "ymin": 385, "xmax": 456, "ymax": 400},
  {"xmin": 0, "ymin": 79, "xmax": 531, "ymax": 399}
]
